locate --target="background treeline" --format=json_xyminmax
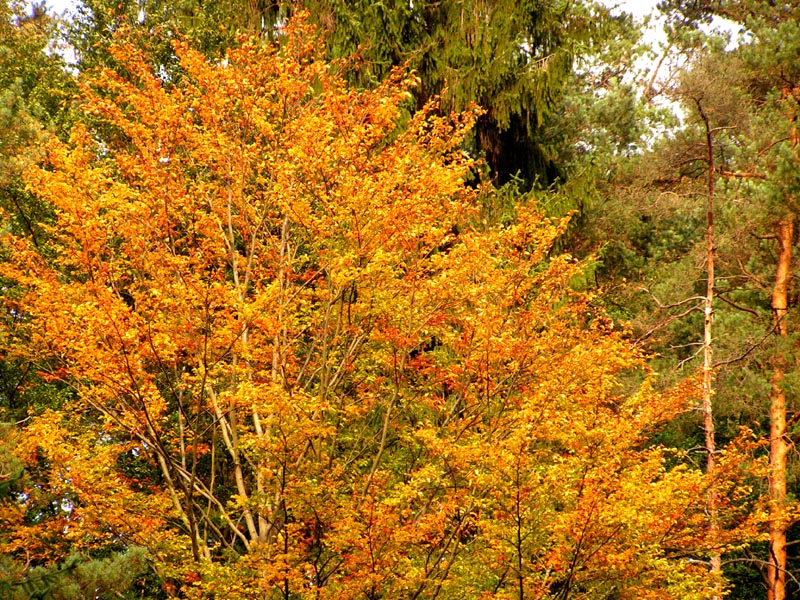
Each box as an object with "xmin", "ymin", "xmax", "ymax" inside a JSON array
[{"xmin": 0, "ymin": 0, "xmax": 798, "ymax": 598}]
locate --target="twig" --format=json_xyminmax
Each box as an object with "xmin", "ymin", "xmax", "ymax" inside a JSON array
[
  {"xmin": 677, "ymin": 345, "xmax": 705, "ymax": 369},
  {"xmin": 717, "ymin": 168, "xmax": 766, "ymax": 179}
]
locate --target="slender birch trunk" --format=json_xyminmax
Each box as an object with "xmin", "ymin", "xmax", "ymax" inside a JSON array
[{"xmin": 695, "ymin": 97, "xmax": 721, "ymax": 594}]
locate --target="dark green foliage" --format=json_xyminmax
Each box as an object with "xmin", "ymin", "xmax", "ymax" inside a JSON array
[
  {"xmin": 0, "ymin": 547, "xmax": 161, "ymax": 600},
  {"xmin": 290, "ymin": 0, "xmax": 626, "ymax": 188},
  {"xmin": 0, "ymin": 2, "xmax": 74, "ymax": 129}
]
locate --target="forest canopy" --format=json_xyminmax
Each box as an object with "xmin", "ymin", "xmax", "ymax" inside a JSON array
[{"xmin": 1, "ymin": 1, "xmax": 798, "ymax": 599}]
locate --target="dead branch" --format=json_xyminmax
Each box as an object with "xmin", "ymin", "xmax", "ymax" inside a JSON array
[
  {"xmin": 712, "ymin": 317, "xmax": 782, "ymax": 369},
  {"xmin": 715, "ymin": 292, "xmax": 762, "ymax": 317},
  {"xmin": 640, "ymin": 287, "xmax": 706, "ymax": 310}
]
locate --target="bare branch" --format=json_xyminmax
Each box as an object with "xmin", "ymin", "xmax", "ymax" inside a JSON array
[
  {"xmin": 634, "ymin": 302, "xmax": 705, "ymax": 346},
  {"xmin": 716, "ymin": 168, "xmax": 766, "ymax": 179},
  {"xmin": 643, "ymin": 43, "xmax": 673, "ymax": 103},
  {"xmin": 715, "ymin": 292, "xmax": 762, "ymax": 318},
  {"xmin": 709, "ymin": 125, "xmax": 738, "ymax": 133},
  {"xmin": 639, "ymin": 287, "xmax": 706, "ymax": 310},
  {"xmin": 720, "ymin": 557, "xmax": 800, "ymax": 589},
  {"xmin": 677, "ymin": 345, "xmax": 704, "ymax": 370}
]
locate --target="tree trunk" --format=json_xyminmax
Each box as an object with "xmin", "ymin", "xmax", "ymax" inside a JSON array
[
  {"xmin": 767, "ymin": 215, "xmax": 793, "ymax": 600},
  {"xmin": 696, "ymin": 97, "xmax": 721, "ymax": 594}
]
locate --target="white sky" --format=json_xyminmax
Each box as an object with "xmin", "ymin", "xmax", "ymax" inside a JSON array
[
  {"xmin": 603, "ymin": 0, "xmax": 660, "ymax": 19},
  {"xmin": 45, "ymin": 0, "xmax": 76, "ymax": 15}
]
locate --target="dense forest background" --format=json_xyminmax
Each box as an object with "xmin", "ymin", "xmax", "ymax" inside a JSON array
[{"xmin": 1, "ymin": 0, "xmax": 799, "ymax": 598}]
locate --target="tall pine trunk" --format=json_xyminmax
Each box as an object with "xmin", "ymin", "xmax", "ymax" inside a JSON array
[{"xmin": 767, "ymin": 215, "xmax": 793, "ymax": 600}]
